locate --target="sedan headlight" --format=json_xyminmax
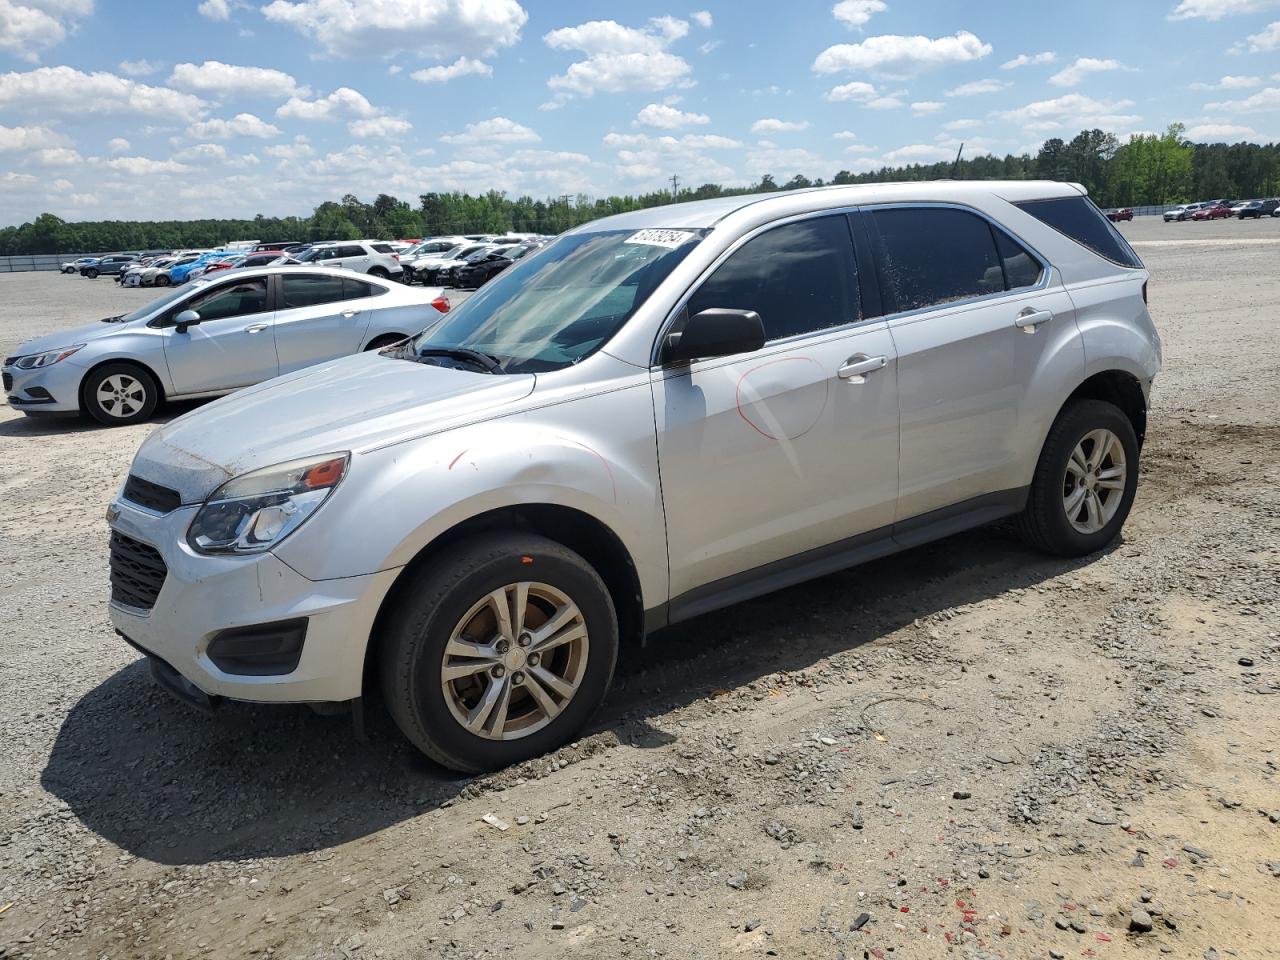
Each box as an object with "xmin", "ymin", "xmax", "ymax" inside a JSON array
[
  {"xmin": 14, "ymin": 344, "xmax": 84, "ymax": 369},
  {"xmin": 187, "ymin": 453, "xmax": 349, "ymax": 555}
]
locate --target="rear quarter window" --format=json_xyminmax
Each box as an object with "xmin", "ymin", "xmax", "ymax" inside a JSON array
[{"xmin": 1017, "ymin": 196, "xmax": 1142, "ymax": 268}]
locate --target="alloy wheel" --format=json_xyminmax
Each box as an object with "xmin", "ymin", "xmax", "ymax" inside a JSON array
[
  {"xmin": 1062, "ymin": 428, "xmax": 1127, "ymax": 534},
  {"xmin": 96, "ymin": 373, "xmax": 147, "ymax": 419},
  {"xmin": 440, "ymin": 581, "xmax": 589, "ymax": 741}
]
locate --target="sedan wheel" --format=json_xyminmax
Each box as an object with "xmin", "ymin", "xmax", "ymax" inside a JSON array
[{"xmin": 82, "ymin": 363, "xmax": 159, "ymax": 426}]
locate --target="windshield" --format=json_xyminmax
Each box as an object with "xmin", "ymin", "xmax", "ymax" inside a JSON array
[
  {"xmin": 407, "ymin": 227, "xmax": 704, "ymax": 374},
  {"xmin": 295, "ymin": 247, "xmax": 328, "ymax": 262},
  {"xmin": 122, "ymin": 282, "xmax": 200, "ymax": 322}
]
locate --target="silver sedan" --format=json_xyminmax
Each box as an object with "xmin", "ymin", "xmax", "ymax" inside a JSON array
[{"xmin": 3, "ymin": 266, "xmax": 451, "ymax": 425}]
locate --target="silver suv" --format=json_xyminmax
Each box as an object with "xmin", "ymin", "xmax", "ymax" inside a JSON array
[
  {"xmin": 107, "ymin": 181, "xmax": 1161, "ymax": 771},
  {"xmin": 4, "ymin": 266, "xmax": 449, "ymax": 424}
]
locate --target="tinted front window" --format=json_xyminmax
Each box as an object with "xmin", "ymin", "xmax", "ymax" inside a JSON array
[
  {"xmin": 343, "ymin": 278, "xmax": 377, "ymax": 300},
  {"xmin": 281, "ymin": 273, "xmax": 346, "ymax": 308},
  {"xmin": 186, "ymin": 279, "xmax": 268, "ymax": 321},
  {"xmin": 409, "ymin": 228, "xmax": 704, "ymax": 373},
  {"xmin": 871, "ymin": 207, "xmax": 1004, "ymax": 312},
  {"xmin": 1016, "ymin": 196, "xmax": 1143, "ymax": 268},
  {"xmin": 688, "ymin": 215, "xmax": 859, "ymax": 341}
]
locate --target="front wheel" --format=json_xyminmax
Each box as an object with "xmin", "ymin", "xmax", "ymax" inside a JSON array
[
  {"xmin": 1016, "ymin": 399, "xmax": 1139, "ymax": 557},
  {"xmin": 84, "ymin": 268, "xmax": 99, "ymax": 279},
  {"xmin": 153, "ymin": 274, "xmax": 170, "ymax": 287},
  {"xmin": 81, "ymin": 362, "xmax": 159, "ymax": 426},
  {"xmin": 380, "ymin": 533, "xmax": 619, "ymax": 772}
]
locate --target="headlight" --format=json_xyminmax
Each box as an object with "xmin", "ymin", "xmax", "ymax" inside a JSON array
[
  {"xmin": 15, "ymin": 344, "xmax": 85, "ymax": 369},
  {"xmin": 187, "ymin": 453, "xmax": 349, "ymax": 555}
]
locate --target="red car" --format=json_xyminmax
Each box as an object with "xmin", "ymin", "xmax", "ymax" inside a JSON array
[
  {"xmin": 1105, "ymin": 207, "xmax": 1133, "ymax": 222},
  {"xmin": 1192, "ymin": 201, "xmax": 1233, "ymax": 221}
]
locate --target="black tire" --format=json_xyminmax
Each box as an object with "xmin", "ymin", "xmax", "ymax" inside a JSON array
[
  {"xmin": 368, "ymin": 266, "xmax": 390, "ymax": 279},
  {"xmin": 81, "ymin": 362, "xmax": 160, "ymax": 426},
  {"xmin": 364, "ymin": 333, "xmax": 408, "ymax": 351},
  {"xmin": 154, "ymin": 274, "xmax": 170, "ymax": 287},
  {"xmin": 84, "ymin": 268, "xmax": 99, "ymax": 279},
  {"xmin": 1016, "ymin": 399, "xmax": 1140, "ymax": 557},
  {"xmin": 379, "ymin": 533, "xmax": 619, "ymax": 772}
]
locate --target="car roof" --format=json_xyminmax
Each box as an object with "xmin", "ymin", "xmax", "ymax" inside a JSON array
[{"xmin": 572, "ymin": 180, "xmax": 1085, "ymax": 232}]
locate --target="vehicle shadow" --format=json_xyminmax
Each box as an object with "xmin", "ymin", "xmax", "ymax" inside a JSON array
[
  {"xmin": 0, "ymin": 400, "xmax": 208, "ymax": 438},
  {"xmin": 41, "ymin": 522, "xmax": 1104, "ymax": 866}
]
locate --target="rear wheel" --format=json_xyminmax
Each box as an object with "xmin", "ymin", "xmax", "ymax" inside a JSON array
[
  {"xmin": 84, "ymin": 268, "xmax": 99, "ymax": 279},
  {"xmin": 81, "ymin": 362, "xmax": 159, "ymax": 426},
  {"xmin": 154, "ymin": 274, "xmax": 170, "ymax": 287},
  {"xmin": 369, "ymin": 266, "xmax": 390, "ymax": 280},
  {"xmin": 1016, "ymin": 399, "xmax": 1139, "ymax": 557},
  {"xmin": 380, "ymin": 533, "xmax": 618, "ymax": 772}
]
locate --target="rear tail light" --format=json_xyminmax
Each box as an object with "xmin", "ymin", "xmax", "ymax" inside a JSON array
[{"xmin": 430, "ymin": 295, "xmax": 450, "ymax": 313}]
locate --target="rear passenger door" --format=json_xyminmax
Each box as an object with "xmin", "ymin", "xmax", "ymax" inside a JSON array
[
  {"xmin": 862, "ymin": 205, "xmax": 1082, "ymax": 522},
  {"xmin": 328, "ymin": 244, "xmax": 370, "ymax": 273},
  {"xmin": 272, "ymin": 273, "xmax": 375, "ymax": 374},
  {"xmin": 652, "ymin": 214, "xmax": 901, "ymax": 602}
]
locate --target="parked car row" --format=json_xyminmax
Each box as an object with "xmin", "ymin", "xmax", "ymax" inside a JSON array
[
  {"xmin": 1163, "ymin": 198, "xmax": 1280, "ymax": 221},
  {"xmin": 402, "ymin": 236, "xmax": 549, "ymax": 289}
]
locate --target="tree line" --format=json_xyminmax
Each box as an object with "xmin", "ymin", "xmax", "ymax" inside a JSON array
[{"xmin": 2, "ymin": 125, "xmax": 1277, "ymax": 256}]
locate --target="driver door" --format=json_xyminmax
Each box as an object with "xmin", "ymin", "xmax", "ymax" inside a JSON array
[{"xmin": 160, "ymin": 276, "xmax": 279, "ymax": 394}]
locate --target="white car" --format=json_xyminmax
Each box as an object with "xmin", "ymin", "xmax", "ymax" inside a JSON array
[
  {"xmin": 61, "ymin": 256, "xmax": 98, "ymax": 274},
  {"xmin": 1162, "ymin": 206, "xmax": 1189, "ymax": 222},
  {"xmin": 122, "ymin": 257, "xmax": 177, "ymax": 287},
  {"xmin": 293, "ymin": 241, "xmax": 404, "ymax": 279}
]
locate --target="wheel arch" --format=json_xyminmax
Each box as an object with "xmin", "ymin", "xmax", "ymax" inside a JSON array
[
  {"xmin": 363, "ymin": 503, "xmax": 645, "ymax": 694},
  {"xmin": 77, "ymin": 356, "xmax": 167, "ymax": 412},
  {"xmin": 1063, "ymin": 368, "xmax": 1147, "ymax": 447}
]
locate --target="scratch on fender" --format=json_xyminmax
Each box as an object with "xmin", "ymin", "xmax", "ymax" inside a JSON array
[
  {"xmin": 447, "ymin": 449, "xmax": 469, "ymax": 470},
  {"xmin": 554, "ymin": 436, "xmax": 617, "ymax": 503}
]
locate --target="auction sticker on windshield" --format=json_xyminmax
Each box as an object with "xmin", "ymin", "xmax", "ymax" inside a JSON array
[{"xmin": 624, "ymin": 229, "xmax": 697, "ymax": 249}]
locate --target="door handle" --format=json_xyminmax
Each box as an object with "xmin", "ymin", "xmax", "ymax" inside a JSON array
[
  {"xmin": 244, "ymin": 323, "xmax": 269, "ymax": 334},
  {"xmin": 341, "ymin": 310, "xmax": 358, "ymax": 318},
  {"xmin": 1014, "ymin": 307, "xmax": 1054, "ymax": 332},
  {"xmin": 838, "ymin": 354, "xmax": 887, "ymax": 380}
]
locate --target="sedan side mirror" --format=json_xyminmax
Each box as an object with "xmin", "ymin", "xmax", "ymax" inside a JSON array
[
  {"xmin": 173, "ymin": 309, "xmax": 201, "ymax": 333},
  {"xmin": 662, "ymin": 308, "xmax": 765, "ymax": 365}
]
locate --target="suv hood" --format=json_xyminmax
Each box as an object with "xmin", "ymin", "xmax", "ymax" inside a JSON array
[
  {"xmin": 10, "ymin": 317, "xmax": 144, "ymax": 358},
  {"xmin": 131, "ymin": 351, "xmax": 536, "ymax": 503}
]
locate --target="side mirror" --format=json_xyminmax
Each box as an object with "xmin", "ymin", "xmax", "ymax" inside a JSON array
[
  {"xmin": 662, "ymin": 308, "xmax": 765, "ymax": 365},
  {"xmin": 173, "ymin": 309, "xmax": 201, "ymax": 333}
]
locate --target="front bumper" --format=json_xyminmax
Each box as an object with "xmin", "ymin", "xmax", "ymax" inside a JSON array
[
  {"xmin": 4, "ymin": 360, "xmax": 83, "ymax": 413},
  {"xmin": 107, "ymin": 496, "xmax": 402, "ymax": 703}
]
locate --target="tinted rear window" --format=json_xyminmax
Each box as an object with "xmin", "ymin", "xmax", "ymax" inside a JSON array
[
  {"xmin": 870, "ymin": 207, "xmax": 1005, "ymax": 312},
  {"xmin": 1015, "ymin": 196, "xmax": 1142, "ymax": 268}
]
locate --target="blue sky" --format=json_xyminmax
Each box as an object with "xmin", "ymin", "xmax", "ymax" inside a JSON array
[{"xmin": 1, "ymin": 0, "xmax": 1278, "ymax": 223}]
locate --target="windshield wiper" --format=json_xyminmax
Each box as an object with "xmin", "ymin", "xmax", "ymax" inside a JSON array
[{"xmin": 414, "ymin": 345, "xmax": 503, "ymax": 373}]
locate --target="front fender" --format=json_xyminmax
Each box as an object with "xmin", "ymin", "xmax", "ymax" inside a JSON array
[{"xmin": 273, "ymin": 378, "xmax": 668, "ymax": 610}]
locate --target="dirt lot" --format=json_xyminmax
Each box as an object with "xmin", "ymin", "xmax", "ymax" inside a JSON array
[{"xmin": 1, "ymin": 217, "xmax": 1278, "ymax": 960}]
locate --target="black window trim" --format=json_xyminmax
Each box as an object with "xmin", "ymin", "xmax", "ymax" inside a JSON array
[
  {"xmin": 649, "ymin": 206, "xmax": 879, "ymax": 368},
  {"xmin": 856, "ymin": 201, "xmax": 1052, "ymax": 324}
]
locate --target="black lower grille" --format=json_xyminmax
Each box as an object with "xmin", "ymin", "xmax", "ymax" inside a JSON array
[
  {"xmin": 123, "ymin": 474, "xmax": 181, "ymax": 513},
  {"xmin": 2, "ymin": 372, "xmax": 11, "ymax": 392},
  {"xmin": 109, "ymin": 531, "xmax": 167, "ymax": 611}
]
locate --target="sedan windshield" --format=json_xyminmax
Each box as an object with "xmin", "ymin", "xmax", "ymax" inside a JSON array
[
  {"xmin": 407, "ymin": 227, "xmax": 704, "ymax": 374},
  {"xmin": 121, "ymin": 283, "xmax": 200, "ymax": 322}
]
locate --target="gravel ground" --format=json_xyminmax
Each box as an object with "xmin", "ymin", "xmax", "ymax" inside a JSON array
[{"xmin": 1, "ymin": 219, "xmax": 1278, "ymax": 960}]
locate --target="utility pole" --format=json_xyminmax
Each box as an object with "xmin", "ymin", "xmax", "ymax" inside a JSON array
[{"xmin": 669, "ymin": 174, "xmax": 681, "ymax": 197}]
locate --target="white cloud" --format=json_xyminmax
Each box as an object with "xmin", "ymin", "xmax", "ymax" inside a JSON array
[
  {"xmin": 751, "ymin": 117, "xmax": 809, "ymax": 133},
  {"xmin": 603, "ymin": 130, "xmax": 737, "ymax": 185},
  {"xmin": 1169, "ymin": 0, "xmax": 1279, "ymax": 19},
  {"xmin": 545, "ymin": 17, "xmax": 694, "ymax": 96},
  {"xmin": 349, "ymin": 116, "xmax": 412, "ymax": 138},
  {"xmin": 1190, "ymin": 74, "xmax": 1263, "ymax": 89},
  {"xmin": 832, "ymin": 0, "xmax": 886, "ymax": 28},
  {"xmin": 0, "ymin": 123, "xmax": 68, "ymax": 152},
  {"xmin": 999, "ymin": 93, "xmax": 1140, "ymax": 131},
  {"xmin": 1049, "ymin": 57, "xmax": 1131, "ymax": 87},
  {"xmin": 168, "ymin": 60, "xmax": 303, "ymax": 98},
  {"xmin": 1231, "ymin": 19, "xmax": 1280, "ymax": 52},
  {"xmin": 264, "ymin": 137, "xmax": 314, "ymax": 160},
  {"xmin": 262, "ymin": 0, "xmax": 528, "ymax": 59},
  {"xmin": 911, "ymin": 101, "xmax": 944, "ymax": 115},
  {"xmin": 947, "ymin": 78, "xmax": 1008, "ymax": 96},
  {"xmin": 635, "ymin": 102, "xmax": 710, "ymax": 128},
  {"xmin": 107, "ymin": 136, "xmax": 130, "ymax": 152},
  {"xmin": 1183, "ymin": 122, "xmax": 1259, "ymax": 139},
  {"xmin": 410, "ymin": 56, "xmax": 492, "ymax": 83},
  {"xmin": 186, "ymin": 112, "xmax": 282, "ymax": 138},
  {"xmin": 1001, "ymin": 51, "xmax": 1056, "ymax": 70},
  {"xmin": 0, "ymin": 0, "xmax": 93, "ymax": 62},
  {"xmin": 813, "ymin": 30, "xmax": 991, "ymax": 79},
  {"xmin": 104, "ymin": 156, "xmax": 192, "ymax": 176},
  {"xmin": 440, "ymin": 116, "xmax": 540, "ymax": 144},
  {"xmin": 31, "ymin": 146, "xmax": 82, "ymax": 165},
  {"xmin": 690, "ymin": 9, "xmax": 711, "ymax": 27},
  {"xmin": 172, "ymin": 142, "xmax": 228, "ymax": 163},
  {"xmin": 118, "ymin": 58, "xmax": 160, "ymax": 77},
  {"xmin": 1205, "ymin": 86, "xmax": 1280, "ymax": 111},
  {"xmin": 277, "ymin": 87, "xmax": 379, "ymax": 121},
  {"xmin": 943, "ymin": 118, "xmax": 981, "ymax": 131},
  {"xmin": 881, "ymin": 143, "xmax": 955, "ymax": 163},
  {"xmin": 844, "ymin": 143, "xmax": 875, "ymax": 154},
  {"xmin": 0, "ymin": 66, "xmax": 207, "ymax": 116},
  {"xmin": 832, "ymin": 130, "xmax": 859, "ymax": 140},
  {"xmin": 197, "ymin": 0, "xmax": 231, "ymax": 19}
]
